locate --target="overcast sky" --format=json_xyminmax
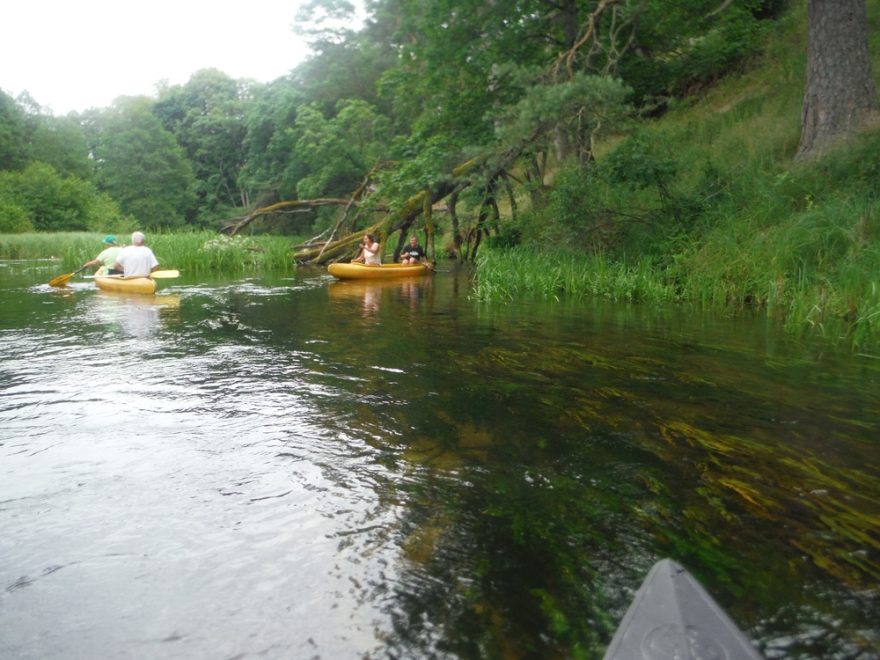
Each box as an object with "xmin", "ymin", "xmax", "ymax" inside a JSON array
[{"xmin": 1, "ymin": 0, "xmax": 338, "ymax": 115}]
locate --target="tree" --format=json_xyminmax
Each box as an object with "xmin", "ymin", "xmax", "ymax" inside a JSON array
[
  {"xmin": 239, "ymin": 81, "xmax": 307, "ymax": 204},
  {"xmin": 91, "ymin": 98, "xmax": 196, "ymax": 228},
  {"xmin": 154, "ymin": 70, "xmax": 251, "ymax": 221},
  {"xmin": 27, "ymin": 115, "xmax": 93, "ymax": 180},
  {"xmin": 225, "ymin": 0, "xmax": 780, "ymax": 259},
  {"xmin": 0, "ymin": 90, "xmax": 28, "ymax": 171},
  {"xmin": 797, "ymin": 0, "xmax": 879, "ymax": 159},
  {"xmin": 0, "ymin": 162, "xmax": 124, "ymax": 232}
]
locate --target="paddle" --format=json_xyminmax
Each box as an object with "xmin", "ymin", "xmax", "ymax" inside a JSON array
[
  {"xmin": 83, "ymin": 270, "xmax": 181, "ymax": 279},
  {"xmin": 48, "ymin": 264, "xmax": 90, "ymax": 288}
]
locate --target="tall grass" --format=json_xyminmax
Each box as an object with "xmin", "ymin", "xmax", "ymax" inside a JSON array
[
  {"xmin": 0, "ymin": 232, "xmax": 101, "ymax": 262},
  {"xmin": 0, "ymin": 231, "xmax": 300, "ymax": 274},
  {"xmin": 473, "ymin": 247, "xmax": 678, "ymax": 304}
]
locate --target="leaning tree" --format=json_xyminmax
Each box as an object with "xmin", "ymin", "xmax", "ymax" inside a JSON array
[
  {"xmin": 223, "ymin": 0, "xmax": 766, "ymax": 264},
  {"xmin": 223, "ymin": 0, "xmax": 640, "ymax": 265}
]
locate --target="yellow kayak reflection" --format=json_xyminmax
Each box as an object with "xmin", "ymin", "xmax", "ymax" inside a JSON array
[
  {"xmin": 328, "ymin": 279, "xmax": 427, "ymax": 315},
  {"xmin": 89, "ymin": 292, "xmax": 181, "ymax": 337},
  {"xmin": 94, "ymin": 291, "xmax": 181, "ymax": 308}
]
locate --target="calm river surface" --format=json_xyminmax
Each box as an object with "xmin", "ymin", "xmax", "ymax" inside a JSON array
[{"xmin": 1, "ymin": 260, "xmax": 878, "ymax": 659}]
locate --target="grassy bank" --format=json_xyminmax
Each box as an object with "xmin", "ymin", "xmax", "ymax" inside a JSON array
[
  {"xmin": 0, "ymin": 232, "xmax": 300, "ymax": 274},
  {"xmin": 475, "ymin": 2, "xmax": 880, "ymax": 352}
]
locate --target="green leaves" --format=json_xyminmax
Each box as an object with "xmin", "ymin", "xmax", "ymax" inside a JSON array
[
  {"xmin": 0, "ymin": 162, "xmax": 124, "ymax": 232},
  {"xmin": 154, "ymin": 70, "xmax": 250, "ymax": 221},
  {"xmin": 293, "ymin": 99, "xmax": 390, "ymax": 199},
  {"xmin": 602, "ymin": 132, "xmax": 678, "ymax": 191},
  {"xmin": 494, "ymin": 73, "xmax": 632, "ymax": 152},
  {"xmin": 91, "ymin": 98, "xmax": 196, "ymax": 229}
]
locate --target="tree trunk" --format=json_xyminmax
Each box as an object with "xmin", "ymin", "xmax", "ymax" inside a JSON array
[
  {"xmin": 448, "ymin": 188, "xmax": 463, "ymax": 261},
  {"xmin": 797, "ymin": 0, "xmax": 879, "ymax": 159}
]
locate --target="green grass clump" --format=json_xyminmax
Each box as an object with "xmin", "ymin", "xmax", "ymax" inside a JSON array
[
  {"xmin": 473, "ymin": 247, "xmax": 678, "ymax": 304},
  {"xmin": 0, "ymin": 231, "xmax": 301, "ymax": 274}
]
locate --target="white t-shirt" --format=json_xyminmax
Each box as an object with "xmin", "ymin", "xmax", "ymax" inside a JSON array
[
  {"xmin": 364, "ymin": 243, "xmax": 382, "ymax": 265},
  {"xmin": 115, "ymin": 245, "xmax": 159, "ymax": 277}
]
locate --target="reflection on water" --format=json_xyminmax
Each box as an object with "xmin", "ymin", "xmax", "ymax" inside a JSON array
[
  {"xmin": 0, "ymin": 262, "xmax": 878, "ymax": 659},
  {"xmin": 328, "ymin": 278, "xmax": 427, "ymax": 317},
  {"xmin": 86, "ymin": 293, "xmax": 182, "ymax": 338}
]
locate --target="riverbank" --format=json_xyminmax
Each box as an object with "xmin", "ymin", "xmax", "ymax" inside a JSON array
[{"xmin": 472, "ymin": 4, "xmax": 880, "ymax": 353}]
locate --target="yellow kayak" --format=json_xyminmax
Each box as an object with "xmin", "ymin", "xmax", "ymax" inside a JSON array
[
  {"xmin": 94, "ymin": 276, "xmax": 158, "ymax": 295},
  {"xmin": 327, "ymin": 262, "xmax": 432, "ymax": 280}
]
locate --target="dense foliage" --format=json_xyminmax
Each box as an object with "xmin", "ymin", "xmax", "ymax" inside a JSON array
[{"xmin": 0, "ymin": 0, "xmax": 779, "ymax": 234}]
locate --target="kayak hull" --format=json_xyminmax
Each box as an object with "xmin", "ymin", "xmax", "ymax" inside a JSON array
[
  {"xmin": 604, "ymin": 559, "xmax": 762, "ymax": 660},
  {"xmin": 95, "ymin": 276, "xmax": 158, "ymax": 295},
  {"xmin": 327, "ymin": 262, "xmax": 432, "ymax": 280}
]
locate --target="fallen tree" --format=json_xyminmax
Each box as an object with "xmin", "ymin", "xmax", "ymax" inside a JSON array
[
  {"xmin": 291, "ymin": 179, "xmax": 460, "ymax": 264},
  {"xmin": 218, "ymin": 3, "xmax": 639, "ymax": 266},
  {"xmin": 220, "ymin": 197, "xmax": 387, "ymax": 237}
]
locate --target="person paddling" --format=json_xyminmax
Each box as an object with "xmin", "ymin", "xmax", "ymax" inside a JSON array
[
  {"xmin": 82, "ymin": 235, "xmax": 123, "ymax": 276},
  {"xmin": 352, "ymin": 234, "xmax": 382, "ymax": 266},
  {"xmin": 112, "ymin": 231, "xmax": 160, "ymax": 277}
]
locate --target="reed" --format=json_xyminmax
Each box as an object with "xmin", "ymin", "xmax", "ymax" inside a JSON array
[
  {"xmin": 0, "ymin": 231, "xmax": 301, "ymax": 273},
  {"xmin": 0, "ymin": 232, "xmax": 100, "ymax": 261},
  {"xmin": 473, "ymin": 247, "xmax": 678, "ymax": 304}
]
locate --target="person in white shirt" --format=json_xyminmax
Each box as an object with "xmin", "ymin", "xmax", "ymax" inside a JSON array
[
  {"xmin": 113, "ymin": 231, "xmax": 160, "ymax": 277},
  {"xmin": 352, "ymin": 233, "xmax": 382, "ymax": 266}
]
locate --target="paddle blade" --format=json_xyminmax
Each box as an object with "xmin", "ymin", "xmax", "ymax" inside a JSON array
[
  {"xmin": 48, "ymin": 272, "xmax": 74, "ymax": 287},
  {"xmin": 150, "ymin": 270, "xmax": 180, "ymax": 279}
]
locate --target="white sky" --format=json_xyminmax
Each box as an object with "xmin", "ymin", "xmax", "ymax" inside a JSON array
[{"xmin": 1, "ymin": 0, "xmax": 334, "ymax": 115}]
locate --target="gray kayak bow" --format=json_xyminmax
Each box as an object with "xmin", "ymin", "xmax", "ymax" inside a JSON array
[{"xmin": 604, "ymin": 559, "xmax": 763, "ymax": 660}]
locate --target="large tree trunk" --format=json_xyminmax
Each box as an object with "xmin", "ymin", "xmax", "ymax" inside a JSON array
[{"xmin": 797, "ymin": 0, "xmax": 879, "ymax": 159}]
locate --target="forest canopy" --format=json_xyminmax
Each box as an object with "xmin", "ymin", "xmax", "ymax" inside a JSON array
[{"xmin": 1, "ymin": 0, "xmax": 784, "ymax": 253}]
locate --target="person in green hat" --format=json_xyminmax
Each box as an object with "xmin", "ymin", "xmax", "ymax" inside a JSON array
[{"xmin": 82, "ymin": 235, "xmax": 123, "ymax": 275}]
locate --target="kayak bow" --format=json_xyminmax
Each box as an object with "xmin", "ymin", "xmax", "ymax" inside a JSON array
[{"xmin": 604, "ymin": 559, "xmax": 763, "ymax": 660}]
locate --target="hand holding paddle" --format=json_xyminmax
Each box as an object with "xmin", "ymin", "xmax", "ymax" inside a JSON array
[{"xmin": 48, "ymin": 264, "xmax": 90, "ymax": 288}]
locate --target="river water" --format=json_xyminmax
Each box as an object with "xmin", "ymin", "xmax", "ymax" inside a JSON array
[{"xmin": 0, "ymin": 260, "xmax": 878, "ymax": 659}]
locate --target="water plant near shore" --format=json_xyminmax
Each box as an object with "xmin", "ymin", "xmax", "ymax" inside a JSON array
[
  {"xmin": 0, "ymin": 231, "xmax": 299, "ymax": 274},
  {"xmin": 472, "ymin": 248, "xmax": 678, "ymax": 304}
]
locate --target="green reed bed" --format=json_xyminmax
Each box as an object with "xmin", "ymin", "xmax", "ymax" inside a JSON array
[
  {"xmin": 149, "ymin": 233, "xmax": 296, "ymax": 274},
  {"xmin": 0, "ymin": 232, "xmax": 299, "ymax": 274},
  {"xmin": 473, "ymin": 247, "xmax": 678, "ymax": 304},
  {"xmin": 0, "ymin": 232, "xmax": 100, "ymax": 262}
]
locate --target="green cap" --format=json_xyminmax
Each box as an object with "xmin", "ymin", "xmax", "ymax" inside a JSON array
[{"xmin": 102, "ymin": 235, "xmax": 117, "ymax": 245}]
